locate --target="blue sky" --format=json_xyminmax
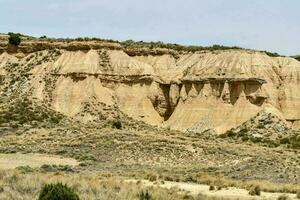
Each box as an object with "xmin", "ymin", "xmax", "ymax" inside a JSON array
[{"xmin": 0, "ymin": 0, "xmax": 299, "ymax": 55}]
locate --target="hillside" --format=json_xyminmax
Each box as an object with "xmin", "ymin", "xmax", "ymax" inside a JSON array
[
  {"xmin": 0, "ymin": 35, "xmax": 299, "ymax": 199},
  {"xmin": 1, "ymin": 36, "xmax": 300, "ymax": 134}
]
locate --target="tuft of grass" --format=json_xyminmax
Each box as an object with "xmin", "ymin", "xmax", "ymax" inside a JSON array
[
  {"xmin": 147, "ymin": 173, "xmax": 158, "ymax": 182},
  {"xmin": 138, "ymin": 190, "xmax": 152, "ymax": 200}
]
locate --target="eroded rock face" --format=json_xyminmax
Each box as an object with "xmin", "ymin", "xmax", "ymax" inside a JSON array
[
  {"xmin": 164, "ymin": 79, "xmax": 267, "ymax": 133},
  {"xmin": 222, "ymin": 107, "xmax": 295, "ymax": 143},
  {"xmin": 2, "ymin": 48, "xmax": 300, "ymax": 133}
]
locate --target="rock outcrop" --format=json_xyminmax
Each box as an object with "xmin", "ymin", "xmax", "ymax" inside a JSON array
[
  {"xmin": 1, "ymin": 40, "xmax": 300, "ymax": 134},
  {"xmin": 222, "ymin": 107, "xmax": 300, "ymax": 148}
]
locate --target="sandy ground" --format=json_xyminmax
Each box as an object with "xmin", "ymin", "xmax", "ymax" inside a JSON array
[
  {"xmin": 127, "ymin": 179, "xmax": 297, "ymax": 200},
  {"xmin": 0, "ymin": 153, "xmax": 79, "ymax": 169}
]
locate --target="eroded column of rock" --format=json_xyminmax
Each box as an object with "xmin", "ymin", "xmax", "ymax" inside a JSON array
[
  {"xmin": 221, "ymin": 81, "xmax": 231, "ymax": 103},
  {"xmin": 169, "ymin": 84, "xmax": 180, "ymax": 111}
]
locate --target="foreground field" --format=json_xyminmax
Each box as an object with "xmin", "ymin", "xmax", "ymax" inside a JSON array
[
  {"xmin": 0, "ymin": 120, "xmax": 299, "ymax": 198},
  {"xmin": 0, "ymin": 169, "xmax": 213, "ymax": 200},
  {"xmin": 128, "ymin": 179, "xmax": 298, "ymax": 199},
  {"xmin": 0, "ymin": 169, "xmax": 298, "ymax": 200}
]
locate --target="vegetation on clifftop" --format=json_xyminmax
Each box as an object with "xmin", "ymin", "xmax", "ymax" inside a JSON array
[
  {"xmin": 293, "ymin": 55, "xmax": 300, "ymax": 62},
  {"xmin": 8, "ymin": 32, "xmax": 21, "ymax": 46},
  {"xmin": 1, "ymin": 32, "xmax": 283, "ymax": 56}
]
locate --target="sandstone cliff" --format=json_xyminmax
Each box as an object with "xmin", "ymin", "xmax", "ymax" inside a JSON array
[{"xmin": 1, "ymin": 38, "xmax": 300, "ymax": 134}]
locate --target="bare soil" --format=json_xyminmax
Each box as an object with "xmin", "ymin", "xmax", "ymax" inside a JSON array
[{"xmin": 0, "ymin": 153, "xmax": 78, "ymax": 169}]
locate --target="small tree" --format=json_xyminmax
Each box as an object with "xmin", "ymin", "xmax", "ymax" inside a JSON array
[
  {"xmin": 38, "ymin": 183, "xmax": 80, "ymax": 200},
  {"xmin": 8, "ymin": 32, "xmax": 21, "ymax": 46}
]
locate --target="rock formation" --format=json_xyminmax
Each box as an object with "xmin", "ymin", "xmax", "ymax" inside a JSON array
[{"xmin": 1, "ymin": 38, "xmax": 300, "ymax": 134}]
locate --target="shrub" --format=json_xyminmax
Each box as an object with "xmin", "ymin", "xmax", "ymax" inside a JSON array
[
  {"xmin": 264, "ymin": 51, "xmax": 280, "ymax": 57},
  {"xmin": 277, "ymin": 195, "xmax": 288, "ymax": 200},
  {"xmin": 249, "ymin": 185, "xmax": 261, "ymax": 196},
  {"xmin": 139, "ymin": 191, "xmax": 152, "ymax": 200},
  {"xmin": 15, "ymin": 165, "xmax": 34, "ymax": 173},
  {"xmin": 38, "ymin": 182, "xmax": 80, "ymax": 200},
  {"xmin": 40, "ymin": 164, "xmax": 73, "ymax": 172},
  {"xmin": 297, "ymin": 191, "xmax": 300, "ymax": 199},
  {"xmin": 222, "ymin": 129, "xmax": 236, "ymax": 137},
  {"xmin": 217, "ymin": 186, "xmax": 222, "ymax": 190},
  {"xmin": 280, "ymin": 137, "xmax": 290, "ymax": 144},
  {"xmin": 8, "ymin": 32, "xmax": 21, "ymax": 46},
  {"xmin": 147, "ymin": 173, "xmax": 157, "ymax": 182},
  {"xmin": 112, "ymin": 120, "xmax": 122, "ymax": 129},
  {"xmin": 209, "ymin": 185, "xmax": 215, "ymax": 191}
]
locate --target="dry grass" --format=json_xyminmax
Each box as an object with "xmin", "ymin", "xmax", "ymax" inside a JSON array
[
  {"xmin": 0, "ymin": 124, "xmax": 299, "ymax": 195},
  {"xmin": 0, "ymin": 170, "xmax": 218, "ymax": 200},
  {"xmin": 0, "ymin": 95, "xmax": 299, "ymax": 197},
  {"xmin": 134, "ymin": 170, "xmax": 300, "ymax": 194},
  {"xmin": 191, "ymin": 173, "xmax": 300, "ymax": 194},
  {"xmin": 0, "ymin": 168, "xmax": 298, "ymax": 200}
]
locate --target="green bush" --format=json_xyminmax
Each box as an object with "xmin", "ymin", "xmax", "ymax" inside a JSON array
[
  {"xmin": 112, "ymin": 120, "xmax": 122, "ymax": 129},
  {"xmin": 249, "ymin": 185, "xmax": 261, "ymax": 196},
  {"xmin": 209, "ymin": 185, "xmax": 215, "ymax": 191},
  {"xmin": 8, "ymin": 32, "xmax": 21, "ymax": 46},
  {"xmin": 38, "ymin": 183, "xmax": 80, "ymax": 200}
]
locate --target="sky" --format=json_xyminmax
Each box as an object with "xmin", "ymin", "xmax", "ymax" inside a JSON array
[{"xmin": 0, "ymin": 0, "xmax": 299, "ymax": 55}]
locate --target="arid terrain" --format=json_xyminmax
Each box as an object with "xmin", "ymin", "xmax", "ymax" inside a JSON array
[{"xmin": 0, "ymin": 33, "xmax": 299, "ymax": 199}]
